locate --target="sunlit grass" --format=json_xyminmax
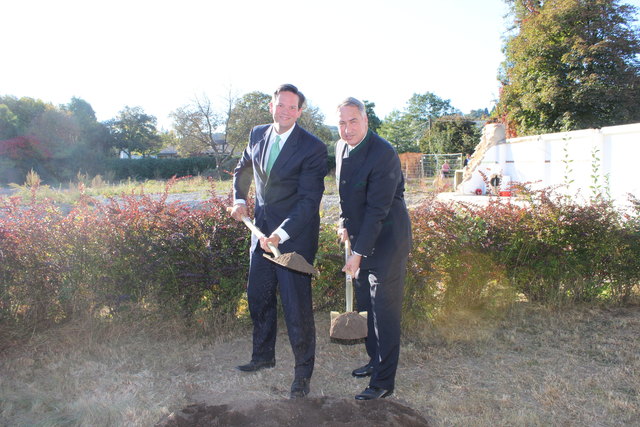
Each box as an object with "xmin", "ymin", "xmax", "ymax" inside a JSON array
[
  {"xmin": 7, "ymin": 174, "xmax": 233, "ymax": 204},
  {"xmin": 4, "ymin": 170, "xmax": 440, "ymax": 205}
]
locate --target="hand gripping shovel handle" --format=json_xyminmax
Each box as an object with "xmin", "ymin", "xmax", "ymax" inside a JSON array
[
  {"xmin": 239, "ymin": 215, "xmax": 282, "ymax": 257},
  {"xmin": 345, "ymin": 239, "xmax": 354, "ymax": 312}
]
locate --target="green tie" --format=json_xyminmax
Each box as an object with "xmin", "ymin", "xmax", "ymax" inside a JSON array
[{"xmin": 266, "ymin": 135, "xmax": 281, "ymax": 176}]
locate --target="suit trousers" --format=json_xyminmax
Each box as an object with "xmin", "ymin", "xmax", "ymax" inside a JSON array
[
  {"xmin": 247, "ymin": 246, "xmax": 316, "ymax": 379},
  {"xmin": 354, "ymin": 259, "xmax": 407, "ymax": 391}
]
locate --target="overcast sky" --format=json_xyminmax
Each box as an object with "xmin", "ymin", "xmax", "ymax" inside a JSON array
[{"xmin": 3, "ymin": 0, "xmax": 640, "ymax": 129}]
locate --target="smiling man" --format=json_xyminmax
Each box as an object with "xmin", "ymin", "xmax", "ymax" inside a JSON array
[
  {"xmin": 335, "ymin": 97, "xmax": 412, "ymax": 400},
  {"xmin": 231, "ymin": 84, "xmax": 328, "ymax": 399}
]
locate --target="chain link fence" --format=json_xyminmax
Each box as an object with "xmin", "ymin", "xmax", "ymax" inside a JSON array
[{"xmin": 399, "ymin": 153, "xmax": 464, "ymax": 180}]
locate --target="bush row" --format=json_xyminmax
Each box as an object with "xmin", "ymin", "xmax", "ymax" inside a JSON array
[
  {"xmin": 104, "ymin": 157, "xmax": 232, "ymax": 181},
  {"xmin": 404, "ymin": 187, "xmax": 640, "ymax": 327},
  {"xmin": 1, "ymin": 155, "xmax": 337, "ymax": 186},
  {"xmin": 1, "ymin": 183, "xmax": 639, "ymax": 339},
  {"xmin": 0, "ymin": 179, "xmax": 249, "ymax": 336}
]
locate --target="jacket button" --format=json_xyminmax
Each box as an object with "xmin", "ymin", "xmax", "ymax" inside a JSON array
[
  {"xmin": 349, "ymin": 235, "xmax": 355, "ymax": 240},
  {"xmin": 341, "ymin": 180, "xmax": 346, "ymax": 185}
]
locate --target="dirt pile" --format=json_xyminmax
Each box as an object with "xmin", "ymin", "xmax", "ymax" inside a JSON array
[{"xmin": 155, "ymin": 397, "xmax": 429, "ymax": 426}]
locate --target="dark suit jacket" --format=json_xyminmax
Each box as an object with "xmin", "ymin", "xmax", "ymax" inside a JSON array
[
  {"xmin": 337, "ymin": 131, "xmax": 412, "ymax": 274},
  {"xmin": 234, "ymin": 123, "xmax": 328, "ymax": 262}
]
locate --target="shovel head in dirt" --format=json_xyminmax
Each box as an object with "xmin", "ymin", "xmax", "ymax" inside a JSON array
[
  {"xmin": 330, "ymin": 240, "xmax": 368, "ymax": 343},
  {"xmin": 237, "ymin": 214, "xmax": 318, "ymax": 276}
]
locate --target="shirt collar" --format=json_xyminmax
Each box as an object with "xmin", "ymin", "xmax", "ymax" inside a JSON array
[
  {"xmin": 347, "ymin": 130, "xmax": 371, "ymax": 155},
  {"xmin": 272, "ymin": 123, "xmax": 296, "ymax": 144}
]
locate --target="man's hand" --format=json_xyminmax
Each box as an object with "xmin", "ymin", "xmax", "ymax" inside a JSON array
[
  {"xmin": 260, "ymin": 234, "xmax": 281, "ymax": 254},
  {"xmin": 342, "ymin": 253, "xmax": 362, "ymax": 279},
  {"xmin": 337, "ymin": 227, "xmax": 349, "ymax": 243},
  {"xmin": 230, "ymin": 204, "xmax": 248, "ymax": 221}
]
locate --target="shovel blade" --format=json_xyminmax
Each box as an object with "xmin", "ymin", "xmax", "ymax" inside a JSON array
[
  {"xmin": 330, "ymin": 311, "xmax": 368, "ymax": 340},
  {"xmin": 263, "ymin": 251, "xmax": 318, "ymax": 276}
]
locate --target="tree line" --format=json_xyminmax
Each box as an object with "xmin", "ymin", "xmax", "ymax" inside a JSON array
[
  {"xmin": 0, "ymin": 90, "xmax": 486, "ymax": 185},
  {"xmin": 1, "ymin": 0, "xmax": 638, "ymax": 184}
]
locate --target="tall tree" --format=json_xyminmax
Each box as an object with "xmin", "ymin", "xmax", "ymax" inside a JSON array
[
  {"xmin": 498, "ymin": 0, "xmax": 640, "ymax": 136},
  {"xmin": 419, "ymin": 115, "xmax": 482, "ymax": 155},
  {"xmin": 107, "ymin": 106, "xmax": 161, "ymax": 158},
  {"xmin": 225, "ymin": 91, "xmax": 272, "ymax": 149},
  {"xmin": 377, "ymin": 92, "xmax": 460, "ymax": 153},
  {"xmin": 299, "ymin": 103, "xmax": 333, "ymax": 144},
  {"xmin": 377, "ymin": 110, "xmax": 420, "ymax": 153},
  {"xmin": 0, "ymin": 96, "xmax": 51, "ymax": 135},
  {"xmin": 171, "ymin": 95, "xmax": 224, "ymax": 158},
  {"xmin": 363, "ymin": 100, "xmax": 382, "ymax": 132},
  {"xmin": 64, "ymin": 97, "xmax": 113, "ymax": 156},
  {"xmin": 0, "ymin": 104, "xmax": 19, "ymax": 140}
]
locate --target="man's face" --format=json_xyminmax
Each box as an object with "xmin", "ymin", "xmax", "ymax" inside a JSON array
[
  {"xmin": 269, "ymin": 91, "xmax": 302, "ymax": 133},
  {"xmin": 338, "ymin": 105, "xmax": 368, "ymax": 147}
]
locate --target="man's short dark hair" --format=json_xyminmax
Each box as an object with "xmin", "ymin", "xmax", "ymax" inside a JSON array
[{"xmin": 274, "ymin": 84, "xmax": 306, "ymax": 109}]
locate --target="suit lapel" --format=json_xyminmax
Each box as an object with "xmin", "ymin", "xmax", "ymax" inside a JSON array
[
  {"xmin": 340, "ymin": 137, "xmax": 370, "ymax": 183},
  {"xmin": 269, "ymin": 125, "xmax": 300, "ymax": 179},
  {"xmin": 254, "ymin": 126, "xmax": 273, "ymax": 182}
]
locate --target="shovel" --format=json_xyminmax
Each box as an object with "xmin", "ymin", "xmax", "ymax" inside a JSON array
[
  {"xmin": 237, "ymin": 214, "xmax": 318, "ymax": 276},
  {"xmin": 330, "ymin": 239, "xmax": 368, "ymax": 342}
]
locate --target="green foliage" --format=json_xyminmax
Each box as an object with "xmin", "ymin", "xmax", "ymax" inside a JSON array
[
  {"xmin": 378, "ymin": 92, "xmax": 482, "ymax": 154},
  {"xmin": 378, "ymin": 110, "xmax": 419, "ymax": 153},
  {"xmin": 419, "ymin": 115, "xmax": 482, "ymax": 155},
  {"xmin": 311, "ymin": 224, "xmax": 345, "ymax": 312},
  {"xmin": 498, "ymin": 0, "xmax": 640, "ymax": 135},
  {"xmin": 225, "ymin": 91, "xmax": 272, "ymax": 149},
  {"xmin": 103, "ymin": 157, "xmax": 233, "ymax": 181},
  {"xmin": 299, "ymin": 103, "xmax": 334, "ymax": 144},
  {"xmin": 107, "ymin": 106, "xmax": 162, "ymax": 158},
  {"xmin": 0, "ymin": 96, "xmax": 113, "ymax": 184},
  {"xmin": 170, "ymin": 96, "xmax": 225, "ymax": 158},
  {"xmin": 2, "ymin": 180, "xmax": 639, "ymax": 339},
  {"xmin": 406, "ymin": 186, "xmax": 640, "ymax": 317},
  {"xmin": 0, "ymin": 104, "xmax": 19, "ymax": 139},
  {"xmin": 363, "ymin": 100, "xmax": 382, "ymax": 133},
  {"xmin": 0, "ymin": 178, "xmax": 249, "ymax": 334}
]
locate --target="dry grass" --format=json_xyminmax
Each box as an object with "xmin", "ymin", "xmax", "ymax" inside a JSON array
[{"xmin": 1, "ymin": 304, "xmax": 638, "ymax": 426}]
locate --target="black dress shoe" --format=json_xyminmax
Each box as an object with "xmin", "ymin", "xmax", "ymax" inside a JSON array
[
  {"xmin": 351, "ymin": 364, "xmax": 374, "ymax": 377},
  {"xmin": 236, "ymin": 359, "xmax": 275, "ymax": 372},
  {"xmin": 355, "ymin": 386, "xmax": 393, "ymax": 400},
  {"xmin": 290, "ymin": 377, "xmax": 310, "ymax": 399}
]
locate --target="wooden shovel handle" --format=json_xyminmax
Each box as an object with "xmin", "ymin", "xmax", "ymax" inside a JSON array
[
  {"xmin": 227, "ymin": 207, "xmax": 282, "ymax": 257},
  {"xmin": 344, "ymin": 240, "xmax": 354, "ymax": 312},
  {"xmin": 238, "ymin": 215, "xmax": 282, "ymax": 257}
]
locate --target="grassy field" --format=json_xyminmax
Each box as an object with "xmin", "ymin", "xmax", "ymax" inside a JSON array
[
  {"xmin": 0, "ymin": 304, "xmax": 638, "ymax": 426},
  {"xmin": 3, "ymin": 172, "xmax": 439, "ymax": 203}
]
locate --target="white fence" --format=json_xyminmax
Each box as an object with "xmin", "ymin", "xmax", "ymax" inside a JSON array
[{"xmin": 459, "ymin": 123, "xmax": 640, "ymax": 207}]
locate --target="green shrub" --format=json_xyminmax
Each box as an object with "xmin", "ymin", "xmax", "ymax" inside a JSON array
[
  {"xmin": 0, "ymin": 178, "xmax": 249, "ymax": 335},
  {"xmin": 2, "ymin": 181, "xmax": 639, "ymax": 339},
  {"xmin": 103, "ymin": 157, "xmax": 236, "ymax": 181}
]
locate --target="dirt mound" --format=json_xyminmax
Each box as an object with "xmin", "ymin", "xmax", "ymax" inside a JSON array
[{"xmin": 156, "ymin": 397, "xmax": 429, "ymax": 426}]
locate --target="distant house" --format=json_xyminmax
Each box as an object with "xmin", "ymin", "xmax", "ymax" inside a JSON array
[{"xmin": 157, "ymin": 147, "xmax": 179, "ymax": 158}]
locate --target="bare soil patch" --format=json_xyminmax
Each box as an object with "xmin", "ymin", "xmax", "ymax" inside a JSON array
[{"xmin": 156, "ymin": 397, "xmax": 429, "ymax": 426}]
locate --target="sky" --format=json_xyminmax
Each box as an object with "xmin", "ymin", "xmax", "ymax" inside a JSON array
[{"xmin": 3, "ymin": 0, "xmax": 640, "ymax": 130}]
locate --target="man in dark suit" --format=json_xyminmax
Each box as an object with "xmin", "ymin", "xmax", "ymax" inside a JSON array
[
  {"xmin": 230, "ymin": 84, "xmax": 328, "ymax": 399},
  {"xmin": 335, "ymin": 97, "xmax": 412, "ymax": 400}
]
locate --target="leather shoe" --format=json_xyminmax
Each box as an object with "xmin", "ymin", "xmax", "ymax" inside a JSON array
[
  {"xmin": 355, "ymin": 386, "xmax": 393, "ymax": 400},
  {"xmin": 290, "ymin": 377, "xmax": 310, "ymax": 399},
  {"xmin": 236, "ymin": 359, "xmax": 275, "ymax": 372},
  {"xmin": 351, "ymin": 364, "xmax": 374, "ymax": 377}
]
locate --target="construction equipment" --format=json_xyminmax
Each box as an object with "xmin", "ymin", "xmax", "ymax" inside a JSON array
[{"xmin": 330, "ymin": 239, "xmax": 368, "ymax": 342}]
